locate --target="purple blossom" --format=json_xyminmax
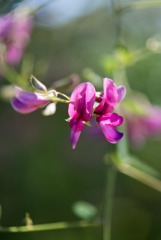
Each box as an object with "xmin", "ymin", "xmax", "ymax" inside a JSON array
[
  {"xmin": 11, "ymin": 87, "xmax": 50, "ymax": 114},
  {"xmin": 10, "ymin": 77, "xmax": 125, "ymax": 149},
  {"xmin": 96, "ymin": 113, "xmax": 124, "ymax": 143},
  {"xmin": 0, "ymin": 9, "xmax": 33, "ymax": 65},
  {"xmin": 94, "ymin": 78, "xmax": 125, "ymax": 143},
  {"xmin": 126, "ymin": 105, "xmax": 161, "ymax": 146},
  {"xmin": 94, "ymin": 78, "xmax": 126, "ymax": 115},
  {"xmin": 68, "ymin": 82, "xmax": 96, "ymax": 149}
]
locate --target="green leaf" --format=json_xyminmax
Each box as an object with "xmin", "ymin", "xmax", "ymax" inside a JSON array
[
  {"xmin": 72, "ymin": 201, "xmax": 97, "ymax": 220},
  {"xmin": 101, "ymin": 55, "xmax": 118, "ymax": 74}
]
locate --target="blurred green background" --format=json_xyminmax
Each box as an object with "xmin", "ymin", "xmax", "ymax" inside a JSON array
[{"xmin": 1, "ymin": 0, "xmax": 161, "ymax": 239}]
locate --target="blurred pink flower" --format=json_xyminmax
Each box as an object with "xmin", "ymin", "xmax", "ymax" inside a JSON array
[
  {"xmin": 94, "ymin": 78, "xmax": 125, "ymax": 143},
  {"xmin": 68, "ymin": 82, "xmax": 96, "ymax": 149},
  {"xmin": 126, "ymin": 104, "xmax": 161, "ymax": 146},
  {"xmin": 0, "ymin": 9, "xmax": 33, "ymax": 65}
]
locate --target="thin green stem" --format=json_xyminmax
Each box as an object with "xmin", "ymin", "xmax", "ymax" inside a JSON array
[
  {"xmin": 0, "ymin": 220, "xmax": 100, "ymax": 233},
  {"xmin": 117, "ymin": 161, "xmax": 161, "ymax": 192},
  {"xmin": 106, "ymin": 152, "xmax": 161, "ymax": 193},
  {"xmin": 57, "ymin": 92, "xmax": 70, "ymax": 101},
  {"xmin": 50, "ymin": 96, "xmax": 69, "ymax": 103},
  {"xmin": 0, "ymin": 64, "xmax": 19, "ymax": 85},
  {"xmin": 103, "ymin": 164, "xmax": 117, "ymax": 240}
]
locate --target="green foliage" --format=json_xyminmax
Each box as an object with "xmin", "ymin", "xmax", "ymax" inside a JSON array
[{"xmin": 72, "ymin": 201, "xmax": 97, "ymax": 220}]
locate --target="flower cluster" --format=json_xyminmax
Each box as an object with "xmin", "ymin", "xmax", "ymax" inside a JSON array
[
  {"xmin": 11, "ymin": 77, "xmax": 126, "ymax": 149},
  {"xmin": 0, "ymin": 8, "xmax": 32, "ymax": 65}
]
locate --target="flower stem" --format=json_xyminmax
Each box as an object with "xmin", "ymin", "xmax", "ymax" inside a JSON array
[
  {"xmin": 57, "ymin": 92, "xmax": 70, "ymax": 101},
  {"xmin": 0, "ymin": 220, "xmax": 100, "ymax": 233},
  {"xmin": 50, "ymin": 96, "xmax": 69, "ymax": 103},
  {"xmin": 103, "ymin": 164, "xmax": 117, "ymax": 240}
]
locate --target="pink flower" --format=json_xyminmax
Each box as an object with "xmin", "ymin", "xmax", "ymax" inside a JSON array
[
  {"xmin": 11, "ymin": 87, "xmax": 50, "ymax": 114},
  {"xmin": 126, "ymin": 105, "xmax": 161, "ymax": 146},
  {"xmin": 94, "ymin": 78, "xmax": 125, "ymax": 143},
  {"xmin": 0, "ymin": 9, "xmax": 33, "ymax": 65},
  {"xmin": 68, "ymin": 82, "xmax": 96, "ymax": 149}
]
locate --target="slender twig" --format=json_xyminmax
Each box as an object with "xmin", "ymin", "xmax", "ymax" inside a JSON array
[
  {"xmin": 103, "ymin": 165, "xmax": 117, "ymax": 240},
  {"xmin": 0, "ymin": 220, "xmax": 100, "ymax": 233},
  {"xmin": 50, "ymin": 96, "xmax": 69, "ymax": 103},
  {"xmin": 106, "ymin": 153, "xmax": 161, "ymax": 193},
  {"xmin": 57, "ymin": 92, "xmax": 70, "ymax": 101},
  {"xmin": 117, "ymin": 161, "xmax": 161, "ymax": 192}
]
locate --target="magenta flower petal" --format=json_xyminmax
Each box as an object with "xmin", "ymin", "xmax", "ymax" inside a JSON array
[
  {"xmin": 15, "ymin": 87, "xmax": 49, "ymax": 106},
  {"xmin": 94, "ymin": 98, "xmax": 105, "ymax": 114},
  {"xmin": 97, "ymin": 113, "xmax": 123, "ymax": 126},
  {"xmin": 94, "ymin": 78, "xmax": 118, "ymax": 115},
  {"xmin": 104, "ymin": 78, "xmax": 117, "ymax": 105},
  {"xmin": 11, "ymin": 87, "xmax": 50, "ymax": 114},
  {"xmin": 68, "ymin": 82, "xmax": 96, "ymax": 121},
  {"xmin": 70, "ymin": 119, "xmax": 84, "ymax": 149},
  {"xmin": 99, "ymin": 123, "xmax": 124, "ymax": 143},
  {"xmin": 68, "ymin": 82, "xmax": 95, "ymax": 148},
  {"xmin": 97, "ymin": 113, "xmax": 124, "ymax": 143},
  {"xmin": 98, "ymin": 121, "xmax": 124, "ymax": 143},
  {"xmin": 94, "ymin": 78, "xmax": 126, "ymax": 116},
  {"xmin": 6, "ymin": 45, "xmax": 23, "ymax": 65},
  {"xmin": 11, "ymin": 98, "xmax": 39, "ymax": 114},
  {"xmin": 117, "ymin": 86, "xmax": 126, "ymax": 103}
]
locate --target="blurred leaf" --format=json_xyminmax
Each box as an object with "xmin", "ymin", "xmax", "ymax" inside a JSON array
[
  {"xmin": 101, "ymin": 55, "xmax": 118, "ymax": 74},
  {"xmin": 102, "ymin": 48, "xmax": 134, "ymax": 75},
  {"xmin": 72, "ymin": 201, "xmax": 97, "ymax": 220},
  {"xmin": 18, "ymin": 54, "xmax": 35, "ymax": 90},
  {"xmin": 116, "ymin": 48, "xmax": 134, "ymax": 66}
]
